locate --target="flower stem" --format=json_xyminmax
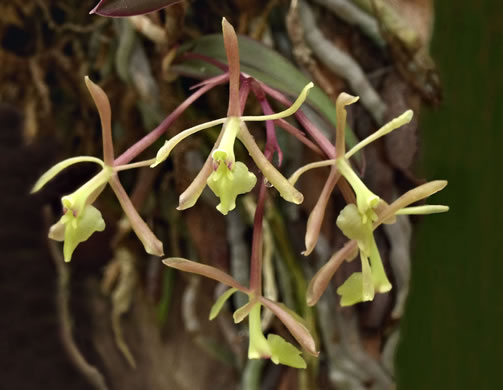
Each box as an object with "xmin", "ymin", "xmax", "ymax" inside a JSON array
[
  {"xmin": 114, "ymin": 74, "xmax": 228, "ymax": 166},
  {"xmin": 249, "ymin": 179, "xmax": 268, "ymax": 295},
  {"xmin": 259, "ymin": 82, "xmax": 335, "ymax": 159}
]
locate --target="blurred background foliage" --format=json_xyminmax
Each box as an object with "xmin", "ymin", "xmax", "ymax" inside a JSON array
[{"xmin": 397, "ymin": 0, "xmax": 503, "ymax": 388}]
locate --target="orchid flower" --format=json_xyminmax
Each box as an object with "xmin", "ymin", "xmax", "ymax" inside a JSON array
[
  {"xmin": 32, "ymin": 77, "xmax": 163, "ymax": 262},
  {"xmin": 151, "ymin": 18, "xmax": 312, "ymax": 214},
  {"xmin": 306, "ymin": 180, "xmax": 449, "ymax": 306},
  {"xmin": 162, "ymin": 257, "xmax": 318, "ymax": 368},
  {"xmin": 289, "ymin": 93, "xmax": 448, "ymax": 306}
]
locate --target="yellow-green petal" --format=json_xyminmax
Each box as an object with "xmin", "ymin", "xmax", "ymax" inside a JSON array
[
  {"xmin": 31, "ymin": 156, "xmax": 104, "ymax": 194},
  {"xmin": 209, "ymin": 287, "xmax": 238, "ymax": 320}
]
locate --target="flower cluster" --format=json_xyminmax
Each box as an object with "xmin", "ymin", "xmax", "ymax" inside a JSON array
[{"xmin": 32, "ymin": 14, "xmax": 448, "ymax": 370}]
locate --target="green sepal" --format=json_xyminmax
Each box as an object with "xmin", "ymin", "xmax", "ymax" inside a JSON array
[
  {"xmin": 207, "ymin": 161, "xmax": 257, "ymax": 215},
  {"xmin": 268, "ymin": 334, "xmax": 306, "ymax": 369},
  {"xmin": 209, "ymin": 287, "xmax": 238, "ymax": 320}
]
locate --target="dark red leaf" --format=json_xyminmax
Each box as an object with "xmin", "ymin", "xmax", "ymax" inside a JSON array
[{"xmin": 90, "ymin": 0, "xmax": 181, "ymax": 17}]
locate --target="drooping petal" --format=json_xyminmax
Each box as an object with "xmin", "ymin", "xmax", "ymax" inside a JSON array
[
  {"xmin": 109, "ymin": 175, "xmax": 164, "ymax": 256},
  {"xmin": 238, "ymin": 123, "xmax": 303, "ymax": 205},
  {"xmin": 259, "ymin": 297, "xmax": 318, "ymax": 357},
  {"xmin": 151, "ymin": 118, "xmax": 227, "ymax": 167},
  {"xmin": 177, "ymin": 158, "xmax": 213, "ymax": 210},
  {"xmin": 306, "ymin": 240, "xmax": 358, "ymax": 306},
  {"xmin": 177, "ymin": 130, "xmax": 225, "ymax": 211},
  {"xmin": 162, "ymin": 257, "xmax": 250, "ymax": 292},
  {"xmin": 209, "ymin": 287, "xmax": 238, "ymax": 320},
  {"xmin": 303, "ymin": 167, "xmax": 340, "ymax": 256},
  {"xmin": 31, "ymin": 156, "xmax": 104, "ymax": 193}
]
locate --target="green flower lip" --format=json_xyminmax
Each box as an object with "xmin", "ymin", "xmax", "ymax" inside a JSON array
[{"xmin": 151, "ymin": 83, "xmax": 313, "ymax": 214}]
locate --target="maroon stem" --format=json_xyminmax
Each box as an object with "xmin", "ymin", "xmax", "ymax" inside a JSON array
[
  {"xmin": 259, "ymin": 82, "xmax": 336, "ymax": 159},
  {"xmin": 274, "ymin": 118, "xmax": 324, "ymax": 156},
  {"xmin": 249, "ymin": 177, "xmax": 268, "ymax": 295},
  {"xmin": 179, "ymin": 53, "xmax": 335, "ymax": 157},
  {"xmin": 114, "ymin": 73, "xmax": 229, "ymax": 166}
]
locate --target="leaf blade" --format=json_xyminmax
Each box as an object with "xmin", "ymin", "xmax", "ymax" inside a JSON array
[{"xmin": 90, "ymin": 0, "xmax": 180, "ymax": 17}]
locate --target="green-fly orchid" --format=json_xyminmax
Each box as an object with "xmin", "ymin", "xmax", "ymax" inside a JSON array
[
  {"xmin": 32, "ymin": 77, "xmax": 163, "ymax": 261},
  {"xmin": 289, "ymin": 93, "xmax": 448, "ymax": 306},
  {"xmin": 162, "ymin": 256, "xmax": 318, "ymax": 368},
  {"xmin": 151, "ymin": 18, "xmax": 312, "ymax": 214}
]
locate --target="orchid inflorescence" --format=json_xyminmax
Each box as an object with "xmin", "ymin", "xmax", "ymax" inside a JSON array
[{"xmin": 32, "ymin": 17, "xmax": 448, "ymax": 368}]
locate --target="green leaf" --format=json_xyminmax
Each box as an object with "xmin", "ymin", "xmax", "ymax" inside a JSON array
[
  {"xmin": 268, "ymin": 334, "xmax": 306, "ymax": 369},
  {"xmin": 209, "ymin": 287, "xmax": 238, "ymax": 320},
  {"xmin": 174, "ymin": 34, "xmax": 358, "ymax": 149}
]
